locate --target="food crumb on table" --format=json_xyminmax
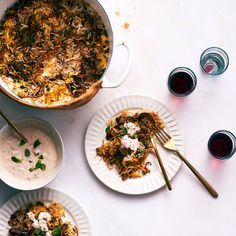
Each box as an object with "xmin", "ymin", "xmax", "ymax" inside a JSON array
[{"xmin": 123, "ymin": 22, "xmax": 130, "ymax": 30}]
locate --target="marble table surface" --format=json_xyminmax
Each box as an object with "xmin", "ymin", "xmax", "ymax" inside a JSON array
[{"xmin": 0, "ymin": 0, "xmax": 236, "ymax": 235}]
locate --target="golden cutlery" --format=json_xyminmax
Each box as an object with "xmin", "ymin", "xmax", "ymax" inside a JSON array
[
  {"xmin": 155, "ymin": 128, "xmax": 218, "ymax": 198},
  {"xmin": 138, "ymin": 112, "xmax": 172, "ymax": 190},
  {"xmin": 151, "ymin": 137, "xmax": 172, "ymax": 190}
]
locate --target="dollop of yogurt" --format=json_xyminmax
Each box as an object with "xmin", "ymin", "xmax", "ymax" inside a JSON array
[
  {"xmin": 38, "ymin": 212, "xmax": 52, "ymax": 221},
  {"xmin": 124, "ymin": 122, "xmax": 140, "ymax": 136},
  {"xmin": 121, "ymin": 135, "xmax": 142, "ymax": 152},
  {"xmin": 27, "ymin": 211, "xmax": 52, "ymax": 234}
]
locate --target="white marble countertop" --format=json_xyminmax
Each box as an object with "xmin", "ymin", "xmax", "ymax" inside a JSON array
[{"xmin": 0, "ymin": 0, "xmax": 236, "ymax": 235}]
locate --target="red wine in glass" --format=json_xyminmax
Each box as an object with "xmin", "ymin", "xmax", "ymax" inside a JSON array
[
  {"xmin": 208, "ymin": 130, "xmax": 236, "ymax": 160},
  {"xmin": 168, "ymin": 67, "xmax": 197, "ymax": 96}
]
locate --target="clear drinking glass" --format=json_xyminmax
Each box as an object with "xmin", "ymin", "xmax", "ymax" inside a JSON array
[
  {"xmin": 200, "ymin": 47, "xmax": 229, "ymax": 76},
  {"xmin": 167, "ymin": 67, "xmax": 197, "ymax": 97},
  {"xmin": 208, "ymin": 130, "xmax": 236, "ymax": 160}
]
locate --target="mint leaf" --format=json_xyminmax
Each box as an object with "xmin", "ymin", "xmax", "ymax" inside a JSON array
[
  {"xmin": 25, "ymin": 149, "xmax": 30, "ymax": 157},
  {"xmin": 121, "ymin": 126, "xmax": 128, "ymax": 135},
  {"xmin": 34, "ymin": 228, "xmax": 44, "ymax": 236},
  {"xmin": 52, "ymin": 225, "xmax": 62, "ymax": 236},
  {"xmin": 11, "ymin": 156, "xmax": 22, "ymax": 163},
  {"xmin": 137, "ymin": 149, "xmax": 144, "ymax": 157},
  {"xmin": 105, "ymin": 125, "xmax": 111, "ymax": 133},
  {"xmin": 35, "ymin": 160, "xmax": 46, "ymax": 171},
  {"xmin": 38, "ymin": 155, "xmax": 44, "ymax": 160},
  {"xmin": 19, "ymin": 139, "xmax": 26, "ymax": 146},
  {"xmin": 29, "ymin": 160, "xmax": 46, "ymax": 172},
  {"xmin": 33, "ymin": 139, "xmax": 41, "ymax": 148}
]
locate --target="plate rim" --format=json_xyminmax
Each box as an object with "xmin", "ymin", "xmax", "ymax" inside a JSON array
[
  {"xmin": 85, "ymin": 95, "xmax": 184, "ymax": 195},
  {"xmin": 0, "ymin": 187, "xmax": 92, "ymax": 236}
]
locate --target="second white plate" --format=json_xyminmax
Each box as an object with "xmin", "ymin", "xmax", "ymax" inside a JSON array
[
  {"xmin": 85, "ymin": 95, "xmax": 184, "ymax": 194},
  {"xmin": 0, "ymin": 188, "xmax": 92, "ymax": 235}
]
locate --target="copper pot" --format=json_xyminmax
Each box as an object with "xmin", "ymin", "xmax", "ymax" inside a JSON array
[{"xmin": 0, "ymin": 0, "xmax": 131, "ymax": 109}]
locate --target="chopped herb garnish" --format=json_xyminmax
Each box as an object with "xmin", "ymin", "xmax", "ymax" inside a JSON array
[
  {"xmin": 33, "ymin": 139, "xmax": 41, "ymax": 148},
  {"xmin": 121, "ymin": 127, "xmax": 128, "ymax": 135},
  {"xmin": 11, "ymin": 156, "xmax": 22, "ymax": 163},
  {"xmin": 35, "ymin": 160, "xmax": 46, "ymax": 171},
  {"xmin": 19, "ymin": 139, "xmax": 27, "ymax": 146},
  {"xmin": 28, "ymin": 159, "xmax": 46, "ymax": 172},
  {"xmin": 34, "ymin": 228, "xmax": 44, "ymax": 236},
  {"xmin": 38, "ymin": 154, "xmax": 44, "ymax": 160},
  {"xmin": 25, "ymin": 149, "xmax": 30, "ymax": 157},
  {"xmin": 137, "ymin": 149, "xmax": 145, "ymax": 157},
  {"xmin": 52, "ymin": 225, "xmax": 62, "ymax": 236},
  {"xmin": 105, "ymin": 125, "xmax": 111, "ymax": 133}
]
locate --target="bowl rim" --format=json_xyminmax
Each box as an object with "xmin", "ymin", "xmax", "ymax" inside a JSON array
[{"xmin": 0, "ymin": 117, "xmax": 64, "ymax": 190}]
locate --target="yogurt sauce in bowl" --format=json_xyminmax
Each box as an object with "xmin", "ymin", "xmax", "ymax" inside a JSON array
[{"xmin": 0, "ymin": 118, "xmax": 63, "ymax": 190}]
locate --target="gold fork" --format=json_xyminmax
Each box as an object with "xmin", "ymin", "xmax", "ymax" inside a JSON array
[
  {"xmin": 151, "ymin": 137, "xmax": 172, "ymax": 191},
  {"xmin": 155, "ymin": 128, "xmax": 218, "ymax": 198},
  {"xmin": 138, "ymin": 112, "xmax": 172, "ymax": 191}
]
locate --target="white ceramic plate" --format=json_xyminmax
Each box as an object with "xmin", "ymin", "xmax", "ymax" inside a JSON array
[
  {"xmin": 85, "ymin": 95, "xmax": 184, "ymax": 194},
  {"xmin": 0, "ymin": 188, "xmax": 92, "ymax": 235}
]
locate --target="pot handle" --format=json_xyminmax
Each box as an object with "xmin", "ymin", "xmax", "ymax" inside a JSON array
[{"xmin": 102, "ymin": 42, "xmax": 132, "ymax": 88}]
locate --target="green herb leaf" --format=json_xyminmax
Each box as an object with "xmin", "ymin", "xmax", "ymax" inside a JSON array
[
  {"xmin": 33, "ymin": 139, "xmax": 41, "ymax": 148},
  {"xmin": 29, "ymin": 159, "xmax": 46, "ymax": 172},
  {"xmin": 52, "ymin": 225, "xmax": 63, "ymax": 236},
  {"xmin": 38, "ymin": 154, "xmax": 44, "ymax": 160},
  {"xmin": 11, "ymin": 156, "xmax": 22, "ymax": 163},
  {"xmin": 19, "ymin": 139, "xmax": 27, "ymax": 146},
  {"xmin": 137, "ymin": 149, "xmax": 145, "ymax": 157},
  {"xmin": 105, "ymin": 125, "xmax": 111, "ymax": 133},
  {"xmin": 25, "ymin": 149, "xmax": 30, "ymax": 157},
  {"xmin": 35, "ymin": 160, "xmax": 46, "ymax": 171},
  {"xmin": 121, "ymin": 126, "xmax": 128, "ymax": 135},
  {"xmin": 34, "ymin": 228, "xmax": 44, "ymax": 236}
]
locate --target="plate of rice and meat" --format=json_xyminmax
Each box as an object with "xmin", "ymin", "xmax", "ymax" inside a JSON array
[
  {"xmin": 85, "ymin": 95, "xmax": 184, "ymax": 194},
  {"xmin": 0, "ymin": 188, "xmax": 92, "ymax": 236}
]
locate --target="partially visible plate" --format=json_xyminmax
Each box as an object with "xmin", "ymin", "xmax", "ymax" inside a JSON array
[
  {"xmin": 0, "ymin": 188, "xmax": 92, "ymax": 235},
  {"xmin": 85, "ymin": 95, "xmax": 184, "ymax": 194}
]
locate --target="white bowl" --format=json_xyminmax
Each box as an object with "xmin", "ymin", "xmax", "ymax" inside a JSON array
[{"xmin": 0, "ymin": 117, "xmax": 64, "ymax": 190}]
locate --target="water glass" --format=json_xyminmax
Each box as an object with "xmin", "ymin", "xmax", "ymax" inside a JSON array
[
  {"xmin": 167, "ymin": 67, "xmax": 197, "ymax": 97},
  {"xmin": 200, "ymin": 47, "xmax": 229, "ymax": 76},
  {"xmin": 208, "ymin": 130, "xmax": 236, "ymax": 160}
]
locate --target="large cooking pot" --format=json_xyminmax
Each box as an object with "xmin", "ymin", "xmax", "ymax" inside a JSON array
[{"xmin": 0, "ymin": 0, "xmax": 131, "ymax": 109}]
